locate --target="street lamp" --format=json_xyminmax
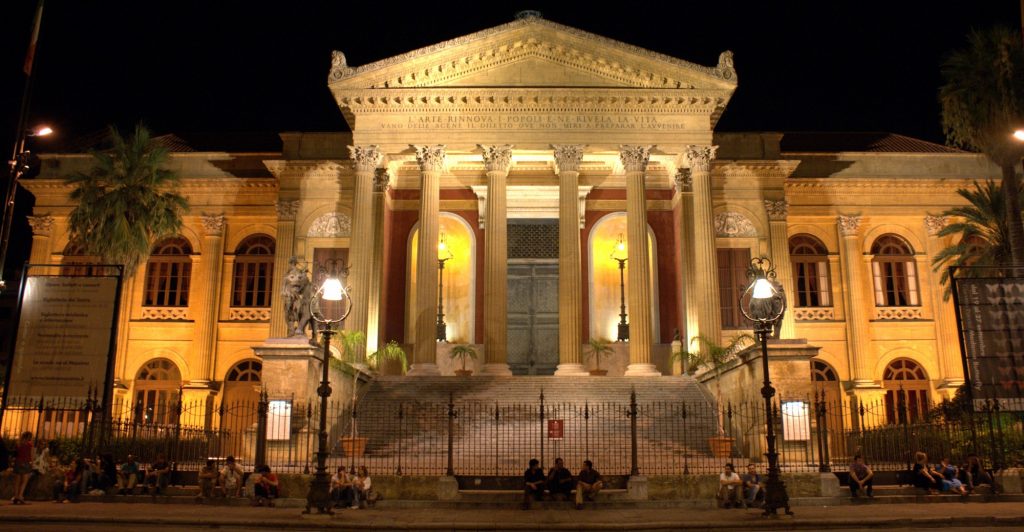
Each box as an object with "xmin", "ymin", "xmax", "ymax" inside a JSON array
[
  {"xmin": 739, "ymin": 256, "xmax": 793, "ymax": 517},
  {"xmin": 304, "ymin": 274, "xmax": 351, "ymax": 515},
  {"xmin": 610, "ymin": 233, "xmax": 629, "ymax": 342},
  {"xmin": 1013, "ymin": 129, "xmax": 1024, "ymax": 142},
  {"xmin": 1, "ymin": 124, "xmax": 53, "ymax": 291},
  {"xmin": 436, "ymin": 231, "xmax": 453, "ymax": 342}
]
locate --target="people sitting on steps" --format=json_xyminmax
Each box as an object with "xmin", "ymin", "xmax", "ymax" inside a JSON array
[
  {"xmin": 522, "ymin": 458, "xmax": 545, "ymax": 509},
  {"xmin": 849, "ymin": 454, "xmax": 874, "ymax": 498},
  {"xmin": 546, "ymin": 458, "xmax": 573, "ymax": 501},
  {"xmin": 717, "ymin": 463, "xmax": 743, "ymax": 508},
  {"xmin": 742, "ymin": 463, "xmax": 764, "ymax": 507},
  {"xmin": 143, "ymin": 453, "xmax": 171, "ymax": 495},
  {"xmin": 575, "ymin": 460, "xmax": 603, "ymax": 510}
]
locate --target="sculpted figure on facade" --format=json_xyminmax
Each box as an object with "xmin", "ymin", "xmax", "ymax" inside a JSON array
[
  {"xmin": 329, "ymin": 50, "xmax": 352, "ymax": 81},
  {"xmin": 281, "ymin": 256, "xmax": 314, "ymax": 341}
]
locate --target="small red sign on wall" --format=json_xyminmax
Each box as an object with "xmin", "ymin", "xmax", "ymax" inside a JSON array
[{"xmin": 548, "ymin": 419, "xmax": 564, "ymax": 440}]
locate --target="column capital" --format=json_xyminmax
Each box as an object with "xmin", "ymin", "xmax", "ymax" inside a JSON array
[
  {"xmin": 479, "ymin": 144, "xmax": 514, "ymax": 173},
  {"xmin": 373, "ymin": 168, "xmax": 391, "ymax": 193},
  {"xmin": 837, "ymin": 215, "xmax": 862, "ymax": 237},
  {"xmin": 924, "ymin": 214, "xmax": 948, "ymax": 236},
  {"xmin": 27, "ymin": 214, "xmax": 54, "ymax": 236},
  {"xmin": 200, "ymin": 213, "xmax": 226, "ymax": 236},
  {"xmin": 619, "ymin": 145, "xmax": 653, "ymax": 172},
  {"xmin": 674, "ymin": 168, "xmax": 693, "ymax": 193},
  {"xmin": 276, "ymin": 199, "xmax": 301, "ymax": 221},
  {"xmin": 764, "ymin": 199, "xmax": 789, "ymax": 221},
  {"xmin": 552, "ymin": 144, "xmax": 585, "ymax": 173},
  {"xmin": 683, "ymin": 145, "xmax": 718, "ymax": 173},
  {"xmin": 411, "ymin": 144, "xmax": 447, "ymax": 172},
  {"xmin": 347, "ymin": 145, "xmax": 383, "ymax": 173}
]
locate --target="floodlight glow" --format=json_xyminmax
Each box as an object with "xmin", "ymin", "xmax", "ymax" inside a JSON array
[
  {"xmin": 1014, "ymin": 129, "xmax": 1024, "ymax": 142},
  {"xmin": 752, "ymin": 278, "xmax": 774, "ymax": 299},
  {"xmin": 321, "ymin": 277, "xmax": 344, "ymax": 301},
  {"xmin": 33, "ymin": 126, "xmax": 53, "ymax": 137}
]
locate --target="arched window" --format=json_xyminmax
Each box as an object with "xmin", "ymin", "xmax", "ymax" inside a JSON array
[
  {"xmin": 882, "ymin": 358, "xmax": 929, "ymax": 424},
  {"xmin": 226, "ymin": 359, "xmax": 262, "ymax": 382},
  {"xmin": 60, "ymin": 242, "xmax": 99, "ymax": 277},
  {"xmin": 810, "ymin": 358, "xmax": 842, "ymax": 408},
  {"xmin": 231, "ymin": 235, "xmax": 275, "ymax": 307},
  {"xmin": 871, "ymin": 235, "xmax": 919, "ymax": 307},
  {"xmin": 134, "ymin": 359, "xmax": 181, "ymax": 425},
  {"xmin": 144, "ymin": 237, "xmax": 192, "ymax": 307},
  {"xmin": 811, "ymin": 359, "xmax": 838, "ymax": 381},
  {"xmin": 790, "ymin": 235, "xmax": 832, "ymax": 307}
]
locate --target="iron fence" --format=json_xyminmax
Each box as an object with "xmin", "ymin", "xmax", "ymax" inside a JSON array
[{"xmin": 2, "ymin": 388, "xmax": 1020, "ymax": 478}]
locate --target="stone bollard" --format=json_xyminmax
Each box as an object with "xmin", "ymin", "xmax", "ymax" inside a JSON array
[
  {"xmin": 995, "ymin": 468, "xmax": 1023, "ymax": 494},
  {"xmin": 819, "ymin": 472, "xmax": 840, "ymax": 497},
  {"xmin": 437, "ymin": 476, "xmax": 460, "ymax": 501},
  {"xmin": 627, "ymin": 475, "xmax": 649, "ymax": 500}
]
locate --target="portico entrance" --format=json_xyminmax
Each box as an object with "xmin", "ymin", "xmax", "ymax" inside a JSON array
[{"xmin": 507, "ymin": 220, "xmax": 559, "ymax": 375}]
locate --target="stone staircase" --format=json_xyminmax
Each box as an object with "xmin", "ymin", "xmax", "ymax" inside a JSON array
[{"xmin": 348, "ymin": 376, "xmax": 720, "ymax": 476}]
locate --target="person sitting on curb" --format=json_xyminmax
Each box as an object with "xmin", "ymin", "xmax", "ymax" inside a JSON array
[
  {"xmin": 143, "ymin": 453, "xmax": 171, "ymax": 495},
  {"xmin": 197, "ymin": 459, "xmax": 219, "ymax": 500},
  {"xmin": 575, "ymin": 460, "xmax": 603, "ymax": 510},
  {"xmin": 938, "ymin": 457, "xmax": 967, "ymax": 496},
  {"xmin": 742, "ymin": 463, "xmax": 764, "ymax": 508},
  {"xmin": 220, "ymin": 456, "xmax": 244, "ymax": 497},
  {"xmin": 546, "ymin": 458, "xmax": 573, "ymax": 501},
  {"xmin": 331, "ymin": 466, "xmax": 355, "ymax": 509},
  {"xmin": 848, "ymin": 454, "xmax": 874, "ymax": 498},
  {"xmin": 116, "ymin": 454, "xmax": 140, "ymax": 495},
  {"xmin": 718, "ymin": 463, "xmax": 743, "ymax": 508},
  {"xmin": 352, "ymin": 466, "xmax": 372, "ymax": 509},
  {"xmin": 522, "ymin": 458, "xmax": 545, "ymax": 509},
  {"xmin": 251, "ymin": 464, "xmax": 279, "ymax": 507},
  {"xmin": 53, "ymin": 458, "xmax": 86, "ymax": 504},
  {"xmin": 912, "ymin": 451, "xmax": 939, "ymax": 494}
]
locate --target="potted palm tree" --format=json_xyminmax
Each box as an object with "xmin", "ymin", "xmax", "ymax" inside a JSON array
[
  {"xmin": 335, "ymin": 330, "xmax": 369, "ymax": 458},
  {"xmin": 585, "ymin": 338, "xmax": 613, "ymax": 376},
  {"xmin": 669, "ymin": 344, "xmax": 706, "ymax": 376},
  {"xmin": 691, "ymin": 334, "xmax": 754, "ymax": 458},
  {"xmin": 450, "ymin": 344, "xmax": 477, "ymax": 376},
  {"xmin": 367, "ymin": 340, "xmax": 408, "ymax": 375}
]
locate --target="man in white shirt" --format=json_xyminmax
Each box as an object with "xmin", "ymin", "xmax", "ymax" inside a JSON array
[
  {"xmin": 718, "ymin": 463, "xmax": 743, "ymax": 508},
  {"xmin": 220, "ymin": 456, "xmax": 244, "ymax": 497}
]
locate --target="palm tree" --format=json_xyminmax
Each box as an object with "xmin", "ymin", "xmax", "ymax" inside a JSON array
[
  {"xmin": 939, "ymin": 27, "xmax": 1024, "ymax": 264},
  {"xmin": 65, "ymin": 124, "xmax": 188, "ymax": 275},
  {"xmin": 691, "ymin": 334, "xmax": 754, "ymax": 436},
  {"xmin": 932, "ymin": 180, "xmax": 1017, "ymax": 298}
]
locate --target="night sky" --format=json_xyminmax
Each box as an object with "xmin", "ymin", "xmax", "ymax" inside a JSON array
[{"xmin": 0, "ymin": 0, "xmax": 1018, "ymax": 277}]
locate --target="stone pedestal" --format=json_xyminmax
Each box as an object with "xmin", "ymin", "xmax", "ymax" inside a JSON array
[
  {"xmin": 697, "ymin": 338, "xmax": 822, "ymax": 405},
  {"xmin": 253, "ymin": 338, "xmax": 322, "ymax": 400}
]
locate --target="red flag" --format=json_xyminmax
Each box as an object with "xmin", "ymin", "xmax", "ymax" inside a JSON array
[{"xmin": 23, "ymin": 0, "xmax": 44, "ymax": 76}]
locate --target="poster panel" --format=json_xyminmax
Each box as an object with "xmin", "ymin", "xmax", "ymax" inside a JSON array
[
  {"xmin": 8, "ymin": 276, "xmax": 120, "ymax": 407},
  {"xmin": 954, "ymin": 276, "xmax": 1024, "ymax": 411}
]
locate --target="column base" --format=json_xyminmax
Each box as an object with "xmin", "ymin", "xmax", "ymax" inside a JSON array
[
  {"xmin": 624, "ymin": 363, "xmax": 661, "ymax": 377},
  {"xmin": 479, "ymin": 363, "xmax": 513, "ymax": 376},
  {"xmin": 406, "ymin": 363, "xmax": 441, "ymax": 376},
  {"xmin": 554, "ymin": 363, "xmax": 589, "ymax": 376}
]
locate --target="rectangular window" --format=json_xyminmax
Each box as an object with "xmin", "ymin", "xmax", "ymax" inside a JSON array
[{"xmin": 718, "ymin": 248, "xmax": 751, "ymax": 328}]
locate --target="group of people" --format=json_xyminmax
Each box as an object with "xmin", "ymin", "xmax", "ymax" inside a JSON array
[
  {"xmin": 522, "ymin": 458, "xmax": 604, "ymax": 510},
  {"xmin": 911, "ymin": 451, "xmax": 998, "ymax": 496},
  {"xmin": 717, "ymin": 463, "xmax": 764, "ymax": 509},
  {"xmin": 329, "ymin": 465, "xmax": 373, "ymax": 509}
]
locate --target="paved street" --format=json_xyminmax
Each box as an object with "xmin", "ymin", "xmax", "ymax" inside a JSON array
[{"xmin": 2, "ymin": 501, "xmax": 1024, "ymax": 530}]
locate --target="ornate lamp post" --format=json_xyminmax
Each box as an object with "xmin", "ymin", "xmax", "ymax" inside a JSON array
[
  {"xmin": 610, "ymin": 233, "xmax": 629, "ymax": 342},
  {"xmin": 1, "ymin": 125, "xmax": 52, "ymax": 291},
  {"xmin": 305, "ymin": 274, "xmax": 351, "ymax": 515},
  {"xmin": 436, "ymin": 231, "xmax": 453, "ymax": 342},
  {"xmin": 740, "ymin": 256, "xmax": 792, "ymax": 517}
]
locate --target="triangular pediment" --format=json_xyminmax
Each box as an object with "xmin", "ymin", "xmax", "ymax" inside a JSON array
[{"xmin": 328, "ymin": 16, "xmax": 737, "ymax": 91}]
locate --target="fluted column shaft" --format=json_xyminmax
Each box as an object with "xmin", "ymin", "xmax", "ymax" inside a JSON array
[
  {"xmin": 553, "ymin": 145, "xmax": 587, "ymax": 376},
  {"xmin": 366, "ymin": 169, "xmax": 390, "ymax": 355},
  {"xmin": 269, "ymin": 200, "xmax": 299, "ymax": 338},
  {"xmin": 765, "ymin": 200, "xmax": 796, "ymax": 339},
  {"xmin": 621, "ymin": 146, "xmax": 659, "ymax": 376},
  {"xmin": 345, "ymin": 145, "xmax": 383, "ymax": 363},
  {"xmin": 409, "ymin": 145, "xmax": 445, "ymax": 376},
  {"xmin": 193, "ymin": 214, "xmax": 226, "ymax": 383},
  {"xmin": 838, "ymin": 215, "xmax": 874, "ymax": 385},
  {"xmin": 480, "ymin": 145, "xmax": 513, "ymax": 375},
  {"xmin": 684, "ymin": 145, "xmax": 722, "ymax": 343},
  {"xmin": 924, "ymin": 215, "xmax": 965, "ymax": 390},
  {"xmin": 673, "ymin": 173, "xmax": 700, "ymax": 361}
]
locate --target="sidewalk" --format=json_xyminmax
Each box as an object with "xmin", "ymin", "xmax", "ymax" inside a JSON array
[{"xmin": 2, "ymin": 501, "xmax": 1024, "ymax": 530}]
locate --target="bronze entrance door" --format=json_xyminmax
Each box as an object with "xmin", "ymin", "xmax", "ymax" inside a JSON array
[{"xmin": 507, "ymin": 260, "xmax": 559, "ymax": 375}]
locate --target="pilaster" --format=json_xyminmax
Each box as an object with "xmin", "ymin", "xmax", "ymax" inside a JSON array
[
  {"xmin": 765, "ymin": 200, "xmax": 796, "ymax": 339},
  {"xmin": 924, "ymin": 215, "xmax": 965, "ymax": 391},
  {"xmin": 408, "ymin": 145, "xmax": 445, "ymax": 376},
  {"xmin": 479, "ymin": 144, "xmax": 514, "ymax": 376},
  {"xmin": 684, "ymin": 145, "xmax": 722, "ymax": 344},
  {"xmin": 345, "ymin": 145, "xmax": 383, "ymax": 363},
  {"xmin": 837, "ymin": 215, "xmax": 877, "ymax": 388},
  {"xmin": 269, "ymin": 200, "xmax": 300, "ymax": 339},
  {"xmin": 620, "ymin": 145, "xmax": 659, "ymax": 376},
  {"xmin": 26, "ymin": 215, "xmax": 54, "ymax": 265},
  {"xmin": 192, "ymin": 213, "xmax": 226, "ymax": 385},
  {"xmin": 553, "ymin": 145, "xmax": 588, "ymax": 376}
]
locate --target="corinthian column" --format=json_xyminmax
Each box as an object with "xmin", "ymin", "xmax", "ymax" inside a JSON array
[
  {"xmin": 479, "ymin": 144, "xmax": 514, "ymax": 376},
  {"xmin": 684, "ymin": 145, "xmax": 722, "ymax": 344},
  {"xmin": 269, "ymin": 200, "xmax": 300, "ymax": 338},
  {"xmin": 837, "ymin": 215, "xmax": 875, "ymax": 387},
  {"xmin": 408, "ymin": 145, "xmax": 445, "ymax": 376},
  {"xmin": 366, "ymin": 169, "xmax": 390, "ymax": 354},
  {"xmin": 673, "ymin": 170, "xmax": 700, "ymax": 359},
  {"xmin": 765, "ymin": 200, "xmax": 796, "ymax": 339},
  {"xmin": 924, "ymin": 215, "xmax": 965, "ymax": 393},
  {"xmin": 26, "ymin": 215, "xmax": 53, "ymax": 265},
  {"xmin": 345, "ymin": 145, "xmax": 383, "ymax": 363},
  {"xmin": 192, "ymin": 213, "xmax": 226, "ymax": 384},
  {"xmin": 620, "ymin": 145, "xmax": 660, "ymax": 377},
  {"xmin": 553, "ymin": 145, "xmax": 588, "ymax": 376}
]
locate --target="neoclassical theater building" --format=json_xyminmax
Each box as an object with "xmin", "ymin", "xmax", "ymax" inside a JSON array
[{"xmin": 23, "ymin": 15, "xmax": 998, "ymax": 417}]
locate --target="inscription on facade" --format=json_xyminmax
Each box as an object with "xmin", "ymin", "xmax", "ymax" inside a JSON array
[{"xmin": 381, "ymin": 114, "xmax": 687, "ymax": 131}]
